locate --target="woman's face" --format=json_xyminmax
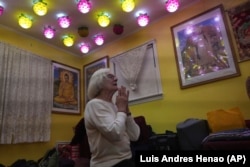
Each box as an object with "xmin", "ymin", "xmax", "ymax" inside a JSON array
[{"xmin": 102, "ymin": 73, "xmax": 118, "ymax": 92}]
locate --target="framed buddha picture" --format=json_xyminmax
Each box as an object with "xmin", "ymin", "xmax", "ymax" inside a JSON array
[{"xmin": 52, "ymin": 61, "xmax": 81, "ymax": 114}]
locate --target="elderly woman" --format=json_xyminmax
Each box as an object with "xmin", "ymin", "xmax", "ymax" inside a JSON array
[{"xmin": 84, "ymin": 68, "xmax": 140, "ymax": 167}]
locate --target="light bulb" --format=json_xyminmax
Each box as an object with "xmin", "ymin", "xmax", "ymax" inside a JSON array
[
  {"xmin": 165, "ymin": 0, "xmax": 179, "ymax": 13},
  {"xmin": 33, "ymin": 0, "xmax": 48, "ymax": 16},
  {"xmin": 18, "ymin": 14, "xmax": 32, "ymax": 29},
  {"xmin": 121, "ymin": 0, "xmax": 135, "ymax": 12},
  {"xmin": 97, "ymin": 13, "xmax": 110, "ymax": 27},
  {"xmin": 137, "ymin": 13, "xmax": 149, "ymax": 27},
  {"xmin": 80, "ymin": 44, "xmax": 89, "ymax": 53},
  {"xmin": 58, "ymin": 16, "xmax": 71, "ymax": 28},
  {"xmin": 94, "ymin": 35, "xmax": 104, "ymax": 46},
  {"xmin": 77, "ymin": 0, "xmax": 92, "ymax": 14},
  {"xmin": 63, "ymin": 36, "xmax": 74, "ymax": 47},
  {"xmin": 44, "ymin": 26, "xmax": 55, "ymax": 39},
  {"xmin": 0, "ymin": 6, "xmax": 4, "ymax": 16}
]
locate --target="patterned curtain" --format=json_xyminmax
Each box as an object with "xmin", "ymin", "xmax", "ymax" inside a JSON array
[
  {"xmin": 0, "ymin": 41, "xmax": 52, "ymax": 144},
  {"xmin": 111, "ymin": 44, "xmax": 147, "ymax": 91}
]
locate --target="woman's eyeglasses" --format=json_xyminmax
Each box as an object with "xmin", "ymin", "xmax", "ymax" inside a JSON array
[{"xmin": 106, "ymin": 74, "xmax": 116, "ymax": 80}]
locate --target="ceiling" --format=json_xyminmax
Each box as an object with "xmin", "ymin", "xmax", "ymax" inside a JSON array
[{"xmin": 0, "ymin": 0, "xmax": 198, "ymax": 57}]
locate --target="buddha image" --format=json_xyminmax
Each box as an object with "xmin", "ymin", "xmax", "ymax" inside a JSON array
[{"xmin": 54, "ymin": 70, "xmax": 78, "ymax": 106}]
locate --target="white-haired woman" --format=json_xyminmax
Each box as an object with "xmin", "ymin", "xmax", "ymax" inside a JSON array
[{"xmin": 84, "ymin": 68, "xmax": 140, "ymax": 167}]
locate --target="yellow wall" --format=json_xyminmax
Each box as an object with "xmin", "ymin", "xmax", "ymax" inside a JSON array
[
  {"xmin": 83, "ymin": 0, "xmax": 250, "ymax": 131},
  {"xmin": 0, "ymin": 0, "xmax": 250, "ymax": 165}
]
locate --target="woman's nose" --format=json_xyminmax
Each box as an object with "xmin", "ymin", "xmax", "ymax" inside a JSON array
[{"xmin": 114, "ymin": 76, "xmax": 118, "ymax": 81}]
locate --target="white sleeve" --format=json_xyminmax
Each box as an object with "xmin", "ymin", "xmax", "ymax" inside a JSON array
[
  {"xmin": 87, "ymin": 100, "xmax": 128, "ymax": 142},
  {"xmin": 126, "ymin": 116, "xmax": 140, "ymax": 141}
]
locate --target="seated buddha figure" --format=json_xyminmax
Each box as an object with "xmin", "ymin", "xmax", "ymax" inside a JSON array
[{"xmin": 54, "ymin": 70, "xmax": 77, "ymax": 105}]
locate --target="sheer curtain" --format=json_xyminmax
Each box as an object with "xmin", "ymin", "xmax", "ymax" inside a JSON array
[
  {"xmin": 111, "ymin": 44, "xmax": 147, "ymax": 91},
  {"xmin": 0, "ymin": 41, "xmax": 52, "ymax": 144}
]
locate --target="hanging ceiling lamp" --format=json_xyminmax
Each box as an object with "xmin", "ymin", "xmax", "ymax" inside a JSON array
[
  {"xmin": 165, "ymin": 0, "xmax": 179, "ymax": 13},
  {"xmin": 80, "ymin": 43, "xmax": 90, "ymax": 53},
  {"xmin": 77, "ymin": 0, "xmax": 92, "ymax": 14},
  {"xmin": 18, "ymin": 14, "xmax": 33, "ymax": 29},
  {"xmin": 0, "ymin": 6, "xmax": 4, "ymax": 16},
  {"xmin": 121, "ymin": 0, "xmax": 135, "ymax": 12},
  {"xmin": 97, "ymin": 12, "xmax": 110, "ymax": 27},
  {"xmin": 63, "ymin": 35, "xmax": 74, "ymax": 47},
  {"xmin": 33, "ymin": 0, "xmax": 48, "ymax": 16},
  {"xmin": 137, "ymin": 13, "xmax": 149, "ymax": 27},
  {"xmin": 44, "ymin": 26, "xmax": 55, "ymax": 39},
  {"xmin": 78, "ymin": 26, "xmax": 89, "ymax": 37},
  {"xmin": 113, "ymin": 24, "xmax": 124, "ymax": 35},
  {"xmin": 58, "ymin": 15, "xmax": 71, "ymax": 28},
  {"xmin": 94, "ymin": 35, "xmax": 104, "ymax": 46}
]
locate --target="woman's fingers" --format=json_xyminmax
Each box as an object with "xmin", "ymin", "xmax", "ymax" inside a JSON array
[
  {"xmin": 118, "ymin": 86, "xmax": 124, "ymax": 95},
  {"xmin": 127, "ymin": 90, "xmax": 129, "ymax": 99},
  {"xmin": 118, "ymin": 88, "xmax": 121, "ymax": 96},
  {"xmin": 118, "ymin": 86, "xmax": 129, "ymax": 98}
]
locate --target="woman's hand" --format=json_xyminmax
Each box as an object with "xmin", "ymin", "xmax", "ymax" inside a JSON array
[{"xmin": 116, "ymin": 86, "xmax": 130, "ymax": 115}]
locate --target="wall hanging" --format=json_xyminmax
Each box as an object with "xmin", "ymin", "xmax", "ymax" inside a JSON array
[
  {"xmin": 52, "ymin": 61, "xmax": 81, "ymax": 115},
  {"xmin": 83, "ymin": 56, "xmax": 109, "ymax": 105},
  {"xmin": 110, "ymin": 40, "xmax": 163, "ymax": 105},
  {"xmin": 171, "ymin": 5, "xmax": 240, "ymax": 89},
  {"xmin": 227, "ymin": 1, "xmax": 250, "ymax": 62}
]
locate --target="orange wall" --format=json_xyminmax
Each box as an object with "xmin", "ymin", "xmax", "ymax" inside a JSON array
[{"xmin": 0, "ymin": 0, "xmax": 250, "ymax": 165}]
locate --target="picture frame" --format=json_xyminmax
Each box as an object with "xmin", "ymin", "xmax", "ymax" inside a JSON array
[
  {"xmin": 56, "ymin": 141, "xmax": 79, "ymax": 160},
  {"xmin": 227, "ymin": 1, "xmax": 250, "ymax": 62},
  {"xmin": 55, "ymin": 141, "xmax": 71, "ymax": 158},
  {"xmin": 83, "ymin": 56, "xmax": 109, "ymax": 104},
  {"xmin": 52, "ymin": 61, "xmax": 81, "ymax": 114},
  {"xmin": 171, "ymin": 5, "xmax": 240, "ymax": 89},
  {"xmin": 56, "ymin": 141, "xmax": 71, "ymax": 152},
  {"xmin": 110, "ymin": 41, "xmax": 163, "ymax": 105}
]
